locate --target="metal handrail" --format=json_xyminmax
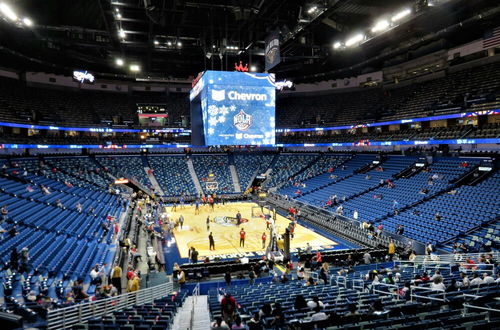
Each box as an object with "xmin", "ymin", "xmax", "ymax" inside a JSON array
[
  {"xmin": 47, "ymin": 281, "xmax": 174, "ymax": 330},
  {"xmin": 190, "ymin": 283, "xmax": 200, "ymax": 330},
  {"xmin": 410, "ymin": 285, "xmax": 447, "ymax": 302},
  {"xmin": 372, "ymin": 282, "xmax": 401, "ymax": 300}
]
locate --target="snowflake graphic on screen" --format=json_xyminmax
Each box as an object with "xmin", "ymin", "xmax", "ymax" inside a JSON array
[
  {"xmin": 218, "ymin": 115, "xmax": 226, "ymax": 123},
  {"xmin": 208, "ymin": 105, "xmax": 219, "ymax": 116},
  {"xmin": 229, "ymin": 105, "xmax": 237, "ymax": 112},
  {"xmin": 208, "ymin": 127, "xmax": 215, "ymax": 135},
  {"xmin": 208, "ymin": 117, "xmax": 218, "ymax": 126},
  {"xmin": 219, "ymin": 105, "xmax": 229, "ymax": 116}
]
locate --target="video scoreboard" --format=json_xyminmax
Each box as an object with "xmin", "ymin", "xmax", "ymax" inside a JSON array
[{"xmin": 190, "ymin": 71, "xmax": 276, "ymax": 146}]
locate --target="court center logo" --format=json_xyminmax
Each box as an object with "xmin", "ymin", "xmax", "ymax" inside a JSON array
[
  {"xmin": 211, "ymin": 89, "xmax": 225, "ymax": 101},
  {"xmin": 234, "ymin": 110, "xmax": 252, "ymax": 131}
]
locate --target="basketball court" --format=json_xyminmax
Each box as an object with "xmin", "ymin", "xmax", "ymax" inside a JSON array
[{"xmin": 167, "ymin": 202, "xmax": 337, "ymax": 259}]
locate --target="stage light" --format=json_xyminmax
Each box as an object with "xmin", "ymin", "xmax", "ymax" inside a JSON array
[
  {"xmin": 392, "ymin": 9, "xmax": 411, "ymax": 22},
  {"xmin": 116, "ymin": 13, "xmax": 122, "ymax": 19},
  {"xmin": 333, "ymin": 41, "xmax": 342, "ymax": 49},
  {"xmin": 118, "ymin": 29, "xmax": 126, "ymax": 38},
  {"xmin": 177, "ymin": 41, "xmax": 182, "ymax": 47},
  {"xmin": 154, "ymin": 40, "xmax": 159, "ymax": 45},
  {"xmin": 371, "ymin": 20, "xmax": 389, "ymax": 33},
  {"xmin": 212, "ymin": 45, "xmax": 216, "ymax": 48},
  {"xmin": 0, "ymin": 3, "xmax": 18, "ymax": 21},
  {"xmin": 22, "ymin": 17, "xmax": 33, "ymax": 27},
  {"xmin": 130, "ymin": 64, "xmax": 140, "ymax": 72},
  {"xmin": 167, "ymin": 41, "xmax": 172, "ymax": 46},
  {"xmin": 345, "ymin": 34, "xmax": 364, "ymax": 47},
  {"xmin": 250, "ymin": 65, "xmax": 257, "ymax": 72},
  {"xmin": 115, "ymin": 58, "xmax": 124, "ymax": 66}
]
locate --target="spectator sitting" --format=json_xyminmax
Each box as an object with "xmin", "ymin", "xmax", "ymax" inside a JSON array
[
  {"xmin": 247, "ymin": 312, "xmax": 263, "ymax": 329},
  {"xmin": 8, "ymin": 225, "xmax": 18, "ymax": 238},
  {"xmin": 430, "ymin": 277, "xmax": 446, "ymax": 291},
  {"xmin": 447, "ymin": 279, "xmax": 461, "ymax": 292},
  {"xmin": 459, "ymin": 272, "xmax": 470, "ymax": 287},
  {"xmin": 294, "ymin": 294, "xmax": 308, "ymax": 310},
  {"xmin": 27, "ymin": 291, "xmax": 37, "ymax": 302},
  {"xmin": 307, "ymin": 296, "xmax": 324, "ymax": 309},
  {"xmin": 430, "ymin": 270, "xmax": 442, "ymax": 282},
  {"xmin": 345, "ymin": 303, "xmax": 359, "ymax": 316},
  {"xmin": 311, "ymin": 305, "xmax": 328, "ymax": 321},
  {"xmin": 259, "ymin": 303, "xmax": 272, "ymax": 319},
  {"xmin": 469, "ymin": 273, "xmax": 483, "ymax": 286},
  {"xmin": 369, "ymin": 299, "xmax": 387, "ymax": 315},
  {"xmin": 231, "ymin": 315, "xmax": 246, "ymax": 330},
  {"xmin": 419, "ymin": 188, "xmax": 429, "ymax": 194},
  {"xmin": 483, "ymin": 273, "xmax": 495, "ymax": 284},
  {"xmin": 211, "ymin": 317, "xmax": 230, "ymax": 330},
  {"xmin": 306, "ymin": 277, "xmax": 317, "ymax": 286},
  {"xmin": 399, "ymin": 282, "xmax": 412, "ymax": 300},
  {"xmin": 270, "ymin": 303, "xmax": 285, "ymax": 328},
  {"xmin": 420, "ymin": 272, "xmax": 430, "ymax": 282},
  {"xmin": 383, "ymin": 273, "xmax": 395, "ymax": 285},
  {"xmin": 41, "ymin": 185, "xmax": 51, "ymax": 195},
  {"xmin": 90, "ymin": 265, "xmax": 101, "ymax": 285}
]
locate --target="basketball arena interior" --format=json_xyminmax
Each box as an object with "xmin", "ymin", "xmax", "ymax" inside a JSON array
[{"xmin": 0, "ymin": 0, "xmax": 499, "ymax": 329}]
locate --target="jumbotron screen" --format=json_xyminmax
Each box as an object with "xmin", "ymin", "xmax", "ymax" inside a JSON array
[{"xmin": 190, "ymin": 71, "xmax": 276, "ymax": 146}]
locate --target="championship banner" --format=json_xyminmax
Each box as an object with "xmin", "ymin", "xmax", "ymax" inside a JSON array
[{"xmin": 265, "ymin": 31, "xmax": 281, "ymax": 71}]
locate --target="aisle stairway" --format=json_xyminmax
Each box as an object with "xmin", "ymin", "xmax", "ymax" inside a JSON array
[
  {"xmin": 172, "ymin": 295, "xmax": 210, "ymax": 330},
  {"xmin": 144, "ymin": 167, "xmax": 165, "ymax": 196},
  {"xmin": 187, "ymin": 157, "xmax": 204, "ymax": 195},
  {"xmin": 229, "ymin": 165, "xmax": 242, "ymax": 192}
]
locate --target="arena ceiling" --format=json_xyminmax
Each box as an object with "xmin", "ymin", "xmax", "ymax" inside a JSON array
[{"xmin": 0, "ymin": 0, "xmax": 498, "ymax": 81}]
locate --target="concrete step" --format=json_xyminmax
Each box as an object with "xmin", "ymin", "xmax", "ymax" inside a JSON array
[
  {"xmin": 187, "ymin": 158, "xmax": 203, "ymax": 195},
  {"xmin": 144, "ymin": 167, "xmax": 165, "ymax": 195},
  {"xmin": 229, "ymin": 164, "xmax": 242, "ymax": 192}
]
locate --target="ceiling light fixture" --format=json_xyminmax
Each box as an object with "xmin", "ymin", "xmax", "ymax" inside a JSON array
[
  {"xmin": 22, "ymin": 17, "xmax": 33, "ymax": 27},
  {"xmin": 0, "ymin": 3, "xmax": 18, "ymax": 21}
]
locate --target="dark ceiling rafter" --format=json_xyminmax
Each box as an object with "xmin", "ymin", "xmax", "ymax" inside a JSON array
[{"xmin": 2, "ymin": 0, "xmax": 499, "ymax": 80}]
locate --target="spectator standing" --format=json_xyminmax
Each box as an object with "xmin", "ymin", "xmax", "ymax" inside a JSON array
[
  {"xmin": 209, "ymin": 232, "xmax": 215, "ymax": 250},
  {"xmin": 111, "ymin": 264, "xmax": 122, "ymax": 294},
  {"xmin": 388, "ymin": 240, "xmax": 395, "ymax": 261},
  {"xmin": 239, "ymin": 228, "xmax": 246, "ymax": 247},
  {"xmin": 127, "ymin": 275, "xmax": 140, "ymax": 292},
  {"xmin": 179, "ymin": 215, "xmax": 184, "ymax": 229},
  {"xmin": 225, "ymin": 271, "xmax": 232, "ymax": 286},
  {"xmin": 363, "ymin": 251, "xmax": 372, "ymax": 264},
  {"xmin": 220, "ymin": 293, "xmax": 237, "ymax": 325}
]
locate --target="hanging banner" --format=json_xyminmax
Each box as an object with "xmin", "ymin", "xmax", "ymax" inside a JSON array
[{"xmin": 265, "ymin": 31, "xmax": 281, "ymax": 71}]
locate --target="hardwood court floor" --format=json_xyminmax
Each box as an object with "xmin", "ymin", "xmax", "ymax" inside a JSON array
[{"xmin": 168, "ymin": 202, "xmax": 336, "ymax": 259}]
